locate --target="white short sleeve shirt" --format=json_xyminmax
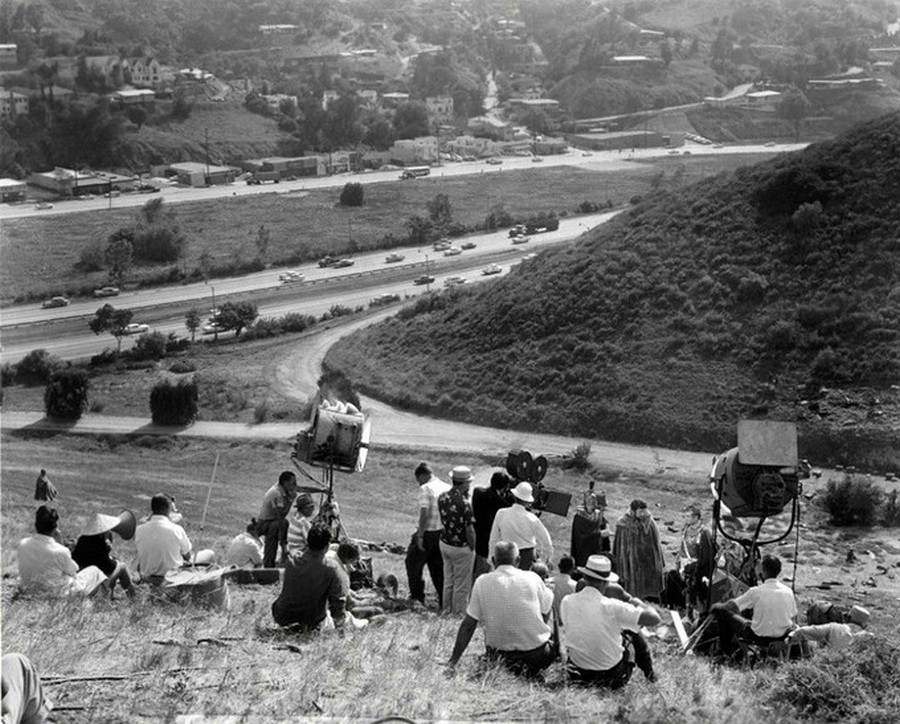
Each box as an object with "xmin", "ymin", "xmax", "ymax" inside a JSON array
[
  {"xmin": 560, "ymin": 587, "xmax": 642, "ymax": 671},
  {"xmin": 418, "ymin": 478, "xmax": 451, "ymax": 532},
  {"xmin": 734, "ymin": 578, "xmax": 797, "ymax": 637},
  {"xmin": 135, "ymin": 515, "xmax": 192, "ymax": 577},
  {"xmin": 466, "ymin": 565, "xmax": 552, "ymax": 651}
]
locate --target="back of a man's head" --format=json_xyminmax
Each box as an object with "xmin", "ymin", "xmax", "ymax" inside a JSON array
[
  {"xmin": 761, "ymin": 554, "xmax": 782, "ymax": 580},
  {"xmin": 278, "ymin": 470, "xmax": 297, "ymax": 488},
  {"xmin": 151, "ymin": 494, "xmax": 172, "ymax": 516},
  {"xmin": 490, "ymin": 471, "xmax": 511, "ymax": 491},
  {"xmin": 35, "ymin": 505, "xmax": 58, "ymax": 535},
  {"xmin": 558, "ymin": 555, "xmax": 575, "ymax": 575},
  {"xmin": 306, "ymin": 524, "xmax": 332, "ymax": 553},
  {"xmin": 337, "ymin": 541, "xmax": 360, "ymax": 564},
  {"xmin": 492, "ymin": 541, "xmax": 519, "ymax": 567},
  {"xmin": 414, "ymin": 461, "xmax": 432, "ymax": 481}
]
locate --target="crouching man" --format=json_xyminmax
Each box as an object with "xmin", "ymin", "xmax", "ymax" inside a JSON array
[
  {"xmin": 448, "ymin": 541, "xmax": 555, "ymax": 679},
  {"xmin": 272, "ymin": 524, "xmax": 346, "ymax": 632},
  {"xmin": 560, "ymin": 555, "xmax": 661, "ymax": 688}
]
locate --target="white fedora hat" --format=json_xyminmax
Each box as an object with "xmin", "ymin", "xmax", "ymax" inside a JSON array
[{"xmin": 578, "ymin": 554, "xmax": 619, "ymax": 582}]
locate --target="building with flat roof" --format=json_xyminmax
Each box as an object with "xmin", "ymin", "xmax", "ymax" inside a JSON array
[
  {"xmin": 28, "ymin": 168, "xmax": 135, "ymax": 196},
  {"xmin": 168, "ymin": 162, "xmax": 236, "ymax": 187},
  {"xmin": 0, "ymin": 178, "xmax": 27, "ymax": 202},
  {"xmin": 568, "ymin": 129, "xmax": 664, "ymax": 151},
  {"xmin": 0, "ymin": 88, "xmax": 28, "ymax": 119},
  {"xmin": 0, "ymin": 44, "xmax": 17, "ymax": 69},
  {"xmin": 111, "ymin": 88, "xmax": 156, "ymax": 105}
]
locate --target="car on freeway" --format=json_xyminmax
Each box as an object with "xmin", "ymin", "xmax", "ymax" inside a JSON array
[
  {"xmin": 432, "ymin": 239, "xmax": 451, "ymax": 251},
  {"xmin": 385, "ymin": 252, "xmax": 406, "ymax": 263},
  {"xmin": 202, "ymin": 322, "xmax": 227, "ymax": 335},
  {"xmin": 682, "ymin": 150, "xmax": 692, "ymax": 155},
  {"xmin": 531, "ymin": 156, "xmax": 544, "ymax": 162},
  {"xmin": 318, "ymin": 255, "xmax": 338, "ymax": 268},
  {"xmin": 332, "ymin": 258, "xmax": 355, "ymax": 268},
  {"xmin": 93, "ymin": 286, "xmax": 120, "ymax": 298},
  {"xmin": 460, "ymin": 242, "xmax": 477, "ymax": 250},
  {"xmin": 413, "ymin": 274, "xmax": 435, "ymax": 285},
  {"xmin": 667, "ymin": 149, "xmax": 680, "ymax": 155},
  {"xmin": 508, "ymin": 225, "xmax": 527, "ymax": 238},
  {"xmin": 485, "ymin": 158, "xmax": 503, "ymax": 165},
  {"xmin": 765, "ymin": 141, "xmax": 777, "ymax": 147},
  {"xmin": 41, "ymin": 296, "xmax": 69, "ymax": 309},
  {"xmin": 521, "ymin": 253, "xmax": 538, "ymax": 262},
  {"xmin": 713, "ymin": 144, "xmax": 724, "ymax": 149},
  {"xmin": 34, "ymin": 201, "xmax": 54, "ymax": 210},
  {"xmin": 581, "ymin": 152, "xmax": 592, "ymax": 157},
  {"xmin": 511, "ymin": 234, "xmax": 530, "ymax": 244},
  {"xmin": 123, "ymin": 323, "xmax": 150, "ymax": 335},
  {"xmin": 481, "ymin": 264, "xmax": 502, "ymax": 276},
  {"xmin": 443, "ymin": 276, "xmax": 466, "ymax": 287},
  {"xmin": 279, "ymin": 270, "xmax": 305, "ymax": 283},
  {"xmin": 443, "ymin": 247, "xmax": 462, "ymax": 257}
]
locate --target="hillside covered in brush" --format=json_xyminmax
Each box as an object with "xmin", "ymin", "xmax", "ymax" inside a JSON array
[{"xmin": 327, "ymin": 113, "xmax": 900, "ymax": 464}]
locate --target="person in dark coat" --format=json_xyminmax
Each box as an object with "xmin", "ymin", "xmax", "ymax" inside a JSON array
[
  {"xmin": 570, "ymin": 483, "xmax": 610, "ymax": 567},
  {"xmin": 612, "ymin": 499, "xmax": 665, "ymax": 601},
  {"xmin": 471, "ymin": 471, "xmax": 513, "ymax": 580},
  {"xmin": 72, "ymin": 511, "xmax": 137, "ymax": 598},
  {"xmin": 34, "ymin": 469, "xmax": 57, "ymax": 503}
]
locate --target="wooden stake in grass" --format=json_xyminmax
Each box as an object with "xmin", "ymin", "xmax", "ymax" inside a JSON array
[{"xmin": 196, "ymin": 452, "xmax": 220, "ymax": 554}]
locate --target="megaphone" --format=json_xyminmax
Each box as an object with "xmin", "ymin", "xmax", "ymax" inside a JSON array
[{"xmin": 82, "ymin": 509, "xmax": 137, "ymax": 540}]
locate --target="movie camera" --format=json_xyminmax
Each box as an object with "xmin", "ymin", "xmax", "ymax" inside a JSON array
[
  {"xmin": 709, "ymin": 420, "xmax": 810, "ymax": 587},
  {"xmin": 505, "ymin": 449, "xmax": 572, "ymax": 517}
]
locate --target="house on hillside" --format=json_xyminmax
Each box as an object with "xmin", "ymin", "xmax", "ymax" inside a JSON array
[
  {"xmin": 322, "ymin": 89, "xmax": 340, "ymax": 110},
  {"xmin": 390, "ymin": 137, "xmax": 438, "ymax": 165},
  {"xmin": 0, "ymin": 88, "xmax": 28, "ymax": 118},
  {"xmin": 0, "ymin": 178, "xmax": 27, "ymax": 202},
  {"xmin": 130, "ymin": 57, "xmax": 164, "ymax": 88},
  {"xmin": 110, "ymin": 88, "xmax": 156, "ymax": 105},
  {"xmin": 426, "ymin": 95, "xmax": 454, "ymax": 124},
  {"xmin": 262, "ymin": 93, "xmax": 297, "ymax": 112},
  {"xmin": 380, "ymin": 92, "xmax": 410, "ymax": 108},
  {"xmin": 0, "ymin": 44, "xmax": 17, "ymax": 69},
  {"xmin": 467, "ymin": 115, "xmax": 514, "ymax": 141}
]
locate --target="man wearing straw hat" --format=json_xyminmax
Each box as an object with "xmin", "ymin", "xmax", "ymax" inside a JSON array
[
  {"xmin": 488, "ymin": 482, "xmax": 554, "ymax": 571},
  {"xmin": 73, "ymin": 509, "xmax": 137, "ymax": 599},
  {"xmin": 560, "ymin": 554, "xmax": 661, "ymax": 688}
]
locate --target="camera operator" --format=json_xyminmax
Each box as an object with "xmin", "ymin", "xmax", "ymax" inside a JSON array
[{"xmin": 488, "ymin": 482, "xmax": 554, "ymax": 571}]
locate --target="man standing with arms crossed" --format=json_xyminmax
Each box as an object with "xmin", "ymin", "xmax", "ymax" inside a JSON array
[
  {"xmin": 405, "ymin": 461, "xmax": 450, "ymax": 609},
  {"xmin": 257, "ymin": 471, "xmax": 298, "ymax": 568}
]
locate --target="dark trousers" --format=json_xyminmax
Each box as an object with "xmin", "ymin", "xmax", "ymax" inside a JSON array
[
  {"xmin": 486, "ymin": 641, "xmax": 556, "ymax": 679},
  {"xmin": 405, "ymin": 530, "xmax": 443, "ymax": 608},
  {"xmin": 566, "ymin": 631, "xmax": 652, "ymax": 688},
  {"xmin": 712, "ymin": 608, "xmax": 786, "ymax": 655},
  {"xmin": 259, "ymin": 518, "xmax": 289, "ymax": 568}
]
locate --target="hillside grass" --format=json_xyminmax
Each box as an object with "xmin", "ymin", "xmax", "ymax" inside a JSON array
[
  {"xmin": 0, "ymin": 154, "xmax": 771, "ymax": 304},
  {"xmin": 2, "ymin": 432, "xmax": 899, "ymax": 721}
]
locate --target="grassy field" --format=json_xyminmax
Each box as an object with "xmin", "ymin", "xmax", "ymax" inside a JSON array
[
  {"xmin": 0, "ymin": 154, "xmax": 770, "ymax": 304},
  {"xmin": 2, "ymin": 432, "xmax": 899, "ymax": 721}
]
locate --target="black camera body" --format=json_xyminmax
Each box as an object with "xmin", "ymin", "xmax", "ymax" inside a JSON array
[{"xmin": 506, "ymin": 449, "xmax": 572, "ymax": 517}]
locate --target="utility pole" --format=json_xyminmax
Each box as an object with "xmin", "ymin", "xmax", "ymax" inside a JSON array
[{"xmin": 205, "ymin": 127, "xmax": 211, "ymax": 184}]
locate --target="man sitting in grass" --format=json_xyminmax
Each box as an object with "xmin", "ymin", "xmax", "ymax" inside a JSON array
[
  {"xmin": 134, "ymin": 494, "xmax": 194, "ymax": 583},
  {"xmin": 448, "ymin": 541, "xmax": 555, "ymax": 679},
  {"xmin": 17, "ymin": 506, "xmax": 107, "ymax": 598},
  {"xmin": 272, "ymin": 524, "xmax": 346, "ymax": 632}
]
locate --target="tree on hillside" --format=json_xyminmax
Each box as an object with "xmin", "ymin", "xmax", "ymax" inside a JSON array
[
  {"xmin": 661, "ymin": 41, "xmax": 673, "ymax": 68},
  {"xmin": 217, "ymin": 300, "xmax": 257, "ymax": 337},
  {"xmin": 44, "ymin": 368, "xmax": 89, "ymax": 420},
  {"xmin": 254, "ymin": 224, "xmax": 271, "ymax": 263},
  {"xmin": 522, "ymin": 108, "xmax": 549, "ymax": 139},
  {"xmin": 185, "ymin": 308, "xmax": 201, "ymax": 342},
  {"xmin": 405, "ymin": 215, "xmax": 434, "ymax": 245},
  {"xmin": 88, "ymin": 303, "xmax": 133, "ymax": 356},
  {"xmin": 340, "ymin": 182, "xmax": 364, "ymax": 206},
  {"xmin": 393, "ymin": 101, "xmax": 430, "ymax": 139},
  {"xmin": 104, "ymin": 228, "xmax": 134, "ymax": 286},
  {"xmin": 126, "ymin": 105, "xmax": 147, "ymax": 130},
  {"xmin": 778, "ymin": 88, "xmax": 810, "ymax": 141},
  {"xmin": 426, "ymin": 193, "xmax": 453, "ymax": 234}
]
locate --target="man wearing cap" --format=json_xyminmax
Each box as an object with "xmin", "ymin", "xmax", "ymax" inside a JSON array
[
  {"xmin": 472, "ymin": 471, "xmax": 513, "ymax": 580},
  {"xmin": 286, "ymin": 493, "xmax": 317, "ymax": 558},
  {"xmin": 134, "ymin": 494, "xmax": 194, "ymax": 582},
  {"xmin": 711, "ymin": 553, "xmax": 797, "ymax": 656},
  {"xmin": 488, "ymin": 482, "xmax": 554, "ymax": 571},
  {"xmin": 17, "ymin": 506, "xmax": 108, "ymax": 598},
  {"xmin": 72, "ymin": 510, "xmax": 137, "ymax": 598},
  {"xmin": 405, "ymin": 462, "xmax": 450, "ymax": 609},
  {"xmin": 438, "ymin": 466, "xmax": 477, "ymax": 615},
  {"xmin": 448, "ymin": 541, "xmax": 556, "ymax": 679},
  {"xmin": 560, "ymin": 554, "xmax": 661, "ymax": 688},
  {"xmin": 257, "ymin": 471, "xmax": 298, "ymax": 567}
]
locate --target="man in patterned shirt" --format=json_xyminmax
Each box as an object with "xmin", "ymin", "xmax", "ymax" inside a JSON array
[{"xmin": 438, "ymin": 466, "xmax": 477, "ymax": 615}]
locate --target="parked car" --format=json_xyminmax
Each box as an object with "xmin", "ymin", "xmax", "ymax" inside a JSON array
[
  {"xmin": 443, "ymin": 276, "xmax": 466, "ymax": 287},
  {"xmin": 460, "ymin": 242, "xmax": 477, "ymax": 250},
  {"xmin": 433, "ymin": 239, "xmax": 451, "ymax": 251},
  {"xmin": 511, "ymin": 234, "xmax": 530, "ymax": 244},
  {"xmin": 93, "ymin": 286, "xmax": 120, "ymax": 298},
  {"xmin": 481, "ymin": 263, "xmax": 502, "ymax": 276},
  {"xmin": 279, "ymin": 270, "xmax": 305, "ymax": 282},
  {"xmin": 123, "ymin": 323, "xmax": 150, "ymax": 335},
  {"xmin": 443, "ymin": 247, "xmax": 462, "ymax": 257},
  {"xmin": 384, "ymin": 253, "xmax": 406, "ymax": 263},
  {"xmin": 41, "ymin": 296, "xmax": 69, "ymax": 309},
  {"xmin": 581, "ymin": 152, "xmax": 592, "ymax": 157},
  {"xmin": 485, "ymin": 158, "xmax": 503, "ymax": 165},
  {"xmin": 521, "ymin": 253, "xmax": 538, "ymax": 262},
  {"xmin": 413, "ymin": 275, "xmax": 435, "ymax": 285},
  {"xmin": 508, "ymin": 225, "xmax": 527, "ymax": 238},
  {"xmin": 34, "ymin": 201, "xmax": 53, "ymax": 210},
  {"xmin": 332, "ymin": 258, "xmax": 355, "ymax": 268},
  {"xmin": 318, "ymin": 256, "xmax": 338, "ymax": 268}
]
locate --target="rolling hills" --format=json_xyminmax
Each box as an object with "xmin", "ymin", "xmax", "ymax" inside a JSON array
[{"xmin": 325, "ymin": 112, "xmax": 900, "ymax": 468}]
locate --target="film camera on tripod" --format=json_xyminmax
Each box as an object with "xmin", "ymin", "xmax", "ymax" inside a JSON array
[{"xmin": 505, "ymin": 449, "xmax": 572, "ymax": 517}]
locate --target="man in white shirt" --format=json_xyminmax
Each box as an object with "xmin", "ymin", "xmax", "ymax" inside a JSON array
[
  {"xmin": 405, "ymin": 462, "xmax": 450, "ymax": 608},
  {"xmin": 448, "ymin": 541, "xmax": 556, "ymax": 679},
  {"xmin": 17, "ymin": 506, "xmax": 107, "ymax": 598},
  {"xmin": 488, "ymin": 482, "xmax": 554, "ymax": 571},
  {"xmin": 134, "ymin": 494, "xmax": 193, "ymax": 581},
  {"xmin": 560, "ymin": 555, "xmax": 660, "ymax": 688},
  {"xmin": 226, "ymin": 519, "xmax": 264, "ymax": 568},
  {"xmin": 711, "ymin": 553, "xmax": 797, "ymax": 655}
]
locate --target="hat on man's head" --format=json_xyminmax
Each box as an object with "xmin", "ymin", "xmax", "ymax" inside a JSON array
[
  {"xmin": 295, "ymin": 493, "xmax": 315, "ymax": 509},
  {"xmin": 578, "ymin": 554, "xmax": 619, "ymax": 582},
  {"xmin": 511, "ymin": 482, "xmax": 534, "ymax": 503},
  {"xmin": 849, "ymin": 605, "xmax": 871, "ymax": 628},
  {"xmin": 449, "ymin": 466, "xmax": 474, "ymax": 485},
  {"xmin": 83, "ymin": 509, "xmax": 136, "ymax": 540}
]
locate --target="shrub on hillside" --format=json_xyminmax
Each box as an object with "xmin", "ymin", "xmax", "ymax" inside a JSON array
[
  {"xmin": 882, "ymin": 490, "xmax": 900, "ymax": 527},
  {"xmin": 1, "ymin": 362, "xmax": 14, "ymax": 386},
  {"xmin": 168, "ymin": 360, "xmax": 196, "ymax": 374},
  {"xmin": 17, "ymin": 349, "xmax": 63, "ymax": 385},
  {"xmin": 820, "ymin": 474, "xmax": 883, "ymax": 526},
  {"xmin": 281, "ymin": 313, "xmax": 317, "ymax": 333},
  {"xmin": 561, "ymin": 442, "xmax": 592, "ymax": 471},
  {"xmin": 150, "ymin": 379, "xmax": 198, "ymax": 425},
  {"xmin": 339, "ymin": 182, "xmax": 364, "ymax": 206},
  {"xmin": 131, "ymin": 331, "xmax": 167, "ymax": 361},
  {"xmin": 44, "ymin": 368, "xmax": 89, "ymax": 420},
  {"xmin": 90, "ymin": 349, "xmax": 117, "ymax": 367}
]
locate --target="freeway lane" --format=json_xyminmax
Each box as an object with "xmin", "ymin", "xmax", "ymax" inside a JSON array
[{"xmin": 0, "ymin": 211, "xmax": 618, "ymax": 363}]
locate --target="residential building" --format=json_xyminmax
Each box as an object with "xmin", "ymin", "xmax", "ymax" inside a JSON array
[
  {"xmin": 381, "ymin": 92, "xmax": 410, "ymax": 108},
  {"xmin": 390, "ymin": 136, "xmax": 438, "ymax": 165},
  {"xmin": 0, "ymin": 44, "xmax": 17, "ymax": 69},
  {"xmin": 322, "ymin": 89, "xmax": 340, "ymax": 110},
  {"xmin": 130, "ymin": 57, "xmax": 163, "ymax": 88},
  {"xmin": 28, "ymin": 168, "xmax": 135, "ymax": 197},
  {"xmin": 533, "ymin": 138, "xmax": 568, "ymax": 154},
  {"xmin": 358, "ymin": 89, "xmax": 378, "ymax": 107},
  {"xmin": 0, "ymin": 88, "xmax": 28, "ymax": 119},
  {"xmin": 467, "ymin": 115, "xmax": 514, "ymax": 141},
  {"xmin": 426, "ymin": 95, "xmax": 454, "ymax": 124},
  {"xmin": 445, "ymin": 134, "xmax": 494, "ymax": 158},
  {"xmin": 0, "ymin": 178, "xmax": 27, "ymax": 202},
  {"xmin": 111, "ymin": 89, "xmax": 156, "ymax": 105}
]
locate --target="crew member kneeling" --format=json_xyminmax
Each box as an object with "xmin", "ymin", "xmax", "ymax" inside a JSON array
[{"xmin": 560, "ymin": 555, "xmax": 661, "ymax": 688}]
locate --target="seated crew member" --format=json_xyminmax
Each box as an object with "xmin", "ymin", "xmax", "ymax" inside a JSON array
[
  {"xmin": 711, "ymin": 553, "xmax": 797, "ymax": 656},
  {"xmin": 560, "ymin": 555, "xmax": 660, "ymax": 688},
  {"xmin": 1, "ymin": 653, "xmax": 53, "ymax": 723},
  {"xmin": 17, "ymin": 506, "xmax": 108, "ymax": 598},
  {"xmin": 257, "ymin": 471, "xmax": 298, "ymax": 568},
  {"xmin": 488, "ymin": 482, "xmax": 554, "ymax": 571},
  {"xmin": 285, "ymin": 493, "xmax": 317, "ymax": 558},
  {"xmin": 551, "ymin": 555, "xmax": 577, "ymax": 622},
  {"xmin": 225, "ymin": 519, "xmax": 264, "ymax": 568},
  {"xmin": 448, "ymin": 541, "xmax": 555, "ymax": 679},
  {"xmin": 134, "ymin": 494, "xmax": 195, "ymax": 583},
  {"xmin": 325, "ymin": 541, "xmax": 387, "ymax": 622},
  {"xmin": 271, "ymin": 524, "xmax": 346, "ymax": 631},
  {"xmin": 72, "ymin": 512, "xmax": 137, "ymax": 599}
]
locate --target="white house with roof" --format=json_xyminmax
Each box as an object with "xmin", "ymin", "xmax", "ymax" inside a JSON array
[
  {"xmin": 322, "ymin": 89, "xmax": 340, "ymax": 110},
  {"xmin": 130, "ymin": 57, "xmax": 163, "ymax": 88},
  {"xmin": 0, "ymin": 88, "xmax": 28, "ymax": 118},
  {"xmin": 0, "ymin": 44, "xmax": 17, "ymax": 69},
  {"xmin": 390, "ymin": 136, "xmax": 438, "ymax": 165}
]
